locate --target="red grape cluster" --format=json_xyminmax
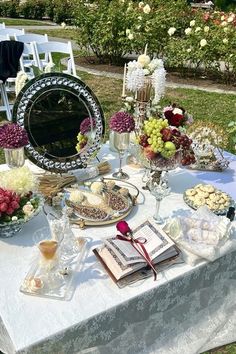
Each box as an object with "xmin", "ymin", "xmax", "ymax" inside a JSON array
[
  {"xmin": 0, "ymin": 188, "xmax": 20, "ymax": 216},
  {"xmin": 139, "ymin": 134, "xmax": 149, "ymax": 147},
  {"xmin": 170, "ymin": 130, "xmax": 196, "ymax": 165}
]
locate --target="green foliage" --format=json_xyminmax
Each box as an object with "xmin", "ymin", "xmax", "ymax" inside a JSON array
[
  {"xmin": 44, "ymin": 0, "xmax": 75, "ymax": 23},
  {"xmin": 165, "ymin": 10, "xmax": 236, "ymax": 83},
  {"xmin": 73, "ymin": 0, "xmax": 191, "ymax": 64},
  {"xmin": 19, "ymin": 0, "xmax": 46, "ymax": 20},
  {"xmin": 0, "ymin": 1, "xmax": 19, "ymax": 18}
]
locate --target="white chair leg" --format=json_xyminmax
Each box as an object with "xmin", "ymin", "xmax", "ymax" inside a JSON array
[{"xmin": 0, "ymin": 82, "xmax": 12, "ymax": 121}]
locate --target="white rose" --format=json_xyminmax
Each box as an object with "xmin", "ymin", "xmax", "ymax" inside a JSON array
[
  {"xmin": 23, "ymin": 204, "xmax": 34, "ymax": 216},
  {"xmin": 223, "ymin": 27, "xmax": 228, "ymax": 33},
  {"xmin": 126, "ymin": 29, "xmax": 131, "ymax": 35},
  {"xmin": 223, "ymin": 38, "xmax": 228, "ymax": 44},
  {"xmin": 221, "ymin": 21, "xmax": 227, "ymax": 27},
  {"xmin": 227, "ymin": 15, "xmax": 234, "ymax": 23},
  {"xmin": 204, "ymin": 26, "xmax": 209, "ymax": 33},
  {"xmin": 185, "ymin": 28, "xmax": 192, "ymax": 35},
  {"xmin": 143, "ymin": 4, "xmax": 151, "ymax": 14},
  {"xmin": 221, "ymin": 15, "xmax": 225, "ymax": 21},
  {"xmin": 195, "ymin": 27, "xmax": 201, "ymax": 33},
  {"xmin": 128, "ymin": 33, "xmax": 134, "ymax": 40},
  {"xmin": 61, "ymin": 22, "xmax": 66, "ymax": 29},
  {"xmin": 187, "ymin": 48, "xmax": 191, "ymax": 53},
  {"xmin": 138, "ymin": 1, "xmax": 144, "ymax": 7},
  {"xmin": 200, "ymin": 39, "xmax": 207, "ymax": 47},
  {"xmin": 125, "ymin": 96, "xmax": 134, "ymax": 103},
  {"xmin": 12, "ymin": 216, "xmax": 18, "ymax": 221},
  {"xmin": 173, "ymin": 108, "xmax": 183, "ymax": 115},
  {"xmin": 137, "ymin": 54, "xmax": 151, "ymax": 67},
  {"xmin": 190, "ymin": 20, "xmax": 195, "ymax": 27},
  {"xmin": 168, "ymin": 27, "xmax": 176, "ymax": 36}
]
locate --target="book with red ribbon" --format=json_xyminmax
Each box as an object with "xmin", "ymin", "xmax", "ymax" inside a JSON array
[{"xmin": 93, "ymin": 220, "xmax": 179, "ymax": 286}]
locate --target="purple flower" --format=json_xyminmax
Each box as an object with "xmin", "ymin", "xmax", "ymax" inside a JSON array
[
  {"xmin": 80, "ymin": 117, "xmax": 96, "ymax": 135},
  {"xmin": 109, "ymin": 112, "xmax": 135, "ymax": 133},
  {"xmin": 0, "ymin": 123, "xmax": 29, "ymax": 149}
]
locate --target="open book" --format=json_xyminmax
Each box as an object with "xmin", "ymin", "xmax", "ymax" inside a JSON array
[{"xmin": 94, "ymin": 220, "xmax": 179, "ymax": 282}]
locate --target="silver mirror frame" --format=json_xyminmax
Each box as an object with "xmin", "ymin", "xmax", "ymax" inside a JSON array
[{"xmin": 12, "ymin": 73, "xmax": 105, "ymax": 173}]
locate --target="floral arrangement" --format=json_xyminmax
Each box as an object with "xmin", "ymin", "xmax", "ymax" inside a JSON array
[
  {"xmin": 126, "ymin": 53, "xmax": 166, "ymax": 103},
  {"xmin": 109, "ymin": 112, "xmax": 135, "ymax": 133},
  {"xmin": 138, "ymin": 117, "xmax": 195, "ymax": 166},
  {"xmin": 0, "ymin": 167, "xmax": 40, "ymax": 224},
  {"xmin": 163, "ymin": 103, "xmax": 193, "ymax": 128},
  {"xmin": 0, "ymin": 123, "xmax": 28, "ymax": 149},
  {"xmin": 15, "ymin": 71, "xmax": 29, "ymax": 97},
  {"xmin": 76, "ymin": 117, "xmax": 96, "ymax": 152}
]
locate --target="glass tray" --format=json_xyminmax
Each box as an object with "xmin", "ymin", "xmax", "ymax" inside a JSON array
[
  {"xmin": 20, "ymin": 231, "xmax": 87, "ymax": 300},
  {"xmin": 183, "ymin": 189, "xmax": 235, "ymax": 216}
]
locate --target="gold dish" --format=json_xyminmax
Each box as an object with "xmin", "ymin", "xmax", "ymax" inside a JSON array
[{"xmin": 50, "ymin": 178, "xmax": 139, "ymax": 228}]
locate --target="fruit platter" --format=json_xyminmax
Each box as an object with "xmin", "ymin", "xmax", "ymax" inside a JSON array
[
  {"xmin": 136, "ymin": 117, "xmax": 196, "ymax": 170},
  {"xmin": 183, "ymin": 183, "xmax": 235, "ymax": 215},
  {"xmin": 49, "ymin": 178, "xmax": 139, "ymax": 227}
]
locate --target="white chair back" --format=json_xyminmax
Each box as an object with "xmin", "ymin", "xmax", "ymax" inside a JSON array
[
  {"xmin": 0, "ymin": 23, "xmax": 6, "ymax": 29},
  {"xmin": 19, "ymin": 42, "xmax": 38, "ymax": 78},
  {"xmin": 34, "ymin": 41, "xmax": 77, "ymax": 77},
  {"xmin": 0, "ymin": 81, "xmax": 12, "ymax": 120},
  {"xmin": 0, "ymin": 34, "xmax": 10, "ymax": 41},
  {"xmin": 0, "ymin": 28, "xmax": 25, "ymax": 38},
  {"xmin": 15, "ymin": 33, "xmax": 52, "ymax": 64}
]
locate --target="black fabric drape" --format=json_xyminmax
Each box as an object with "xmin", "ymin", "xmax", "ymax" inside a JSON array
[{"xmin": 0, "ymin": 40, "xmax": 24, "ymax": 83}]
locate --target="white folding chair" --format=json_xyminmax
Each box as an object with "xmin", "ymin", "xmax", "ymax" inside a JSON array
[
  {"xmin": 0, "ymin": 34, "xmax": 10, "ymax": 41},
  {"xmin": 0, "ymin": 80, "xmax": 12, "ymax": 121},
  {"xmin": 0, "ymin": 28, "xmax": 25, "ymax": 38},
  {"xmin": 15, "ymin": 33, "xmax": 52, "ymax": 66},
  {"xmin": 18, "ymin": 42, "xmax": 38, "ymax": 79},
  {"xmin": 0, "ymin": 23, "xmax": 6, "ymax": 29},
  {"xmin": 34, "ymin": 41, "xmax": 77, "ymax": 77}
]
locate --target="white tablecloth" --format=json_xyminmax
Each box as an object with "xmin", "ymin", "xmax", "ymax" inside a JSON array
[{"xmin": 0, "ymin": 147, "xmax": 236, "ymax": 354}]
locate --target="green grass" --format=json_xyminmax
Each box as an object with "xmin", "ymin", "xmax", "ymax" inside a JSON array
[
  {"xmin": 0, "ymin": 17, "xmax": 54, "ymax": 26},
  {"xmin": 28, "ymin": 28, "xmax": 77, "ymax": 40}
]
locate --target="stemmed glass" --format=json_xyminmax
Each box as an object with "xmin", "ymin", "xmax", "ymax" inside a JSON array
[
  {"xmin": 112, "ymin": 131, "xmax": 130, "ymax": 180},
  {"xmin": 147, "ymin": 174, "xmax": 171, "ymax": 224}
]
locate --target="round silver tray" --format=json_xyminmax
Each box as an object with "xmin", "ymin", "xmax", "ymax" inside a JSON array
[
  {"xmin": 183, "ymin": 189, "xmax": 235, "ymax": 216},
  {"xmin": 48, "ymin": 178, "xmax": 139, "ymax": 228}
]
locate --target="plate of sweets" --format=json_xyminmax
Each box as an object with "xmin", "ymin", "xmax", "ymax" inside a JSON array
[
  {"xmin": 50, "ymin": 178, "xmax": 139, "ymax": 227},
  {"xmin": 183, "ymin": 183, "xmax": 234, "ymax": 215}
]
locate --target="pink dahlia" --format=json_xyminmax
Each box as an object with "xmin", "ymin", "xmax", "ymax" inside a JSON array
[
  {"xmin": 0, "ymin": 123, "xmax": 28, "ymax": 149},
  {"xmin": 109, "ymin": 112, "xmax": 135, "ymax": 133}
]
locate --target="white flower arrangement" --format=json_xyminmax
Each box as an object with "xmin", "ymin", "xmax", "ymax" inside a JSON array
[
  {"xmin": 15, "ymin": 71, "xmax": 29, "ymax": 97},
  {"xmin": 0, "ymin": 166, "xmax": 38, "ymax": 196},
  {"xmin": 125, "ymin": 53, "xmax": 166, "ymax": 103}
]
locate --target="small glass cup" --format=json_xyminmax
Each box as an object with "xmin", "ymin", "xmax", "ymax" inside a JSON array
[{"xmin": 148, "ymin": 178, "xmax": 171, "ymax": 224}]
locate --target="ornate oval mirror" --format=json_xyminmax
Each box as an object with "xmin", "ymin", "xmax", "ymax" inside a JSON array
[{"xmin": 12, "ymin": 73, "xmax": 105, "ymax": 173}]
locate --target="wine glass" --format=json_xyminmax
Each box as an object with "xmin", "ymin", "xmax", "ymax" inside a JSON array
[
  {"xmin": 112, "ymin": 131, "xmax": 130, "ymax": 180},
  {"xmin": 147, "ymin": 177, "xmax": 171, "ymax": 224}
]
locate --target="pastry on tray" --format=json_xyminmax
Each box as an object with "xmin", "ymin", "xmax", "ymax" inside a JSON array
[{"xmin": 184, "ymin": 184, "xmax": 233, "ymax": 214}]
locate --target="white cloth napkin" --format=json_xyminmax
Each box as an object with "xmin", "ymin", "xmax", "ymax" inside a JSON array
[{"xmin": 164, "ymin": 206, "xmax": 236, "ymax": 266}]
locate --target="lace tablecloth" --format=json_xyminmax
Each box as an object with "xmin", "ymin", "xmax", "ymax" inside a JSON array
[{"xmin": 0, "ymin": 147, "xmax": 236, "ymax": 354}]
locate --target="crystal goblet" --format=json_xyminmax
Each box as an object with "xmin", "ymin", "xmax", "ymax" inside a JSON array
[
  {"xmin": 148, "ymin": 179, "xmax": 171, "ymax": 224},
  {"xmin": 112, "ymin": 131, "xmax": 130, "ymax": 180}
]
